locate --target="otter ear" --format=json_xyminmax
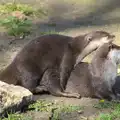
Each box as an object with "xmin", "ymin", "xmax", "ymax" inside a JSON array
[{"xmin": 86, "ymin": 36, "xmax": 92, "ymax": 42}]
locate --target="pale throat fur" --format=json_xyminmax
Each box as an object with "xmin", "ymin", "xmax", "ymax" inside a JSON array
[{"xmin": 102, "ymin": 49, "xmax": 120, "ymax": 90}]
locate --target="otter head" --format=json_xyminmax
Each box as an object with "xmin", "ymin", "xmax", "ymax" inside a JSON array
[
  {"xmin": 75, "ymin": 31, "xmax": 115, "ymax": 66},
  {"xmin": 108, "ymin": 44, "xmax": 120, "ymax": 65}
]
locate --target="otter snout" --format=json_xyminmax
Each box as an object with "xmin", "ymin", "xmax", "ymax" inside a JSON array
[{"xmin": 110, "ymin": 35, "xmax": 115, "ymax": 39}]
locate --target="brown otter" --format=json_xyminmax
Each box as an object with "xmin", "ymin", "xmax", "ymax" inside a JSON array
[
  {"xmin": 66, "ymin": 43, "xmax": 120, "ymax": 100},
  {"xmin": 0, "ymin": 31, "xmax": 115, "ymax": 98}
]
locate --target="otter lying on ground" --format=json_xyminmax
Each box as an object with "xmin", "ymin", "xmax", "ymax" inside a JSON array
[
  {"xmin": 0, "ymin": 31, "xmax": 115, "ymax": 98},
  {"xmin": 66, "ymin": 43, "xmax": 120, "ymax": 100}
]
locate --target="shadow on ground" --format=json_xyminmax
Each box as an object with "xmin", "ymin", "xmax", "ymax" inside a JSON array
[{"xmin": 33, "ymin": 0, "xmax": 120, "ymax": 33}]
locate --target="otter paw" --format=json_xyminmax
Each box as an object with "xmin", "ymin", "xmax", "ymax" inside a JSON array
[{"xmin": 73, "ymin": 93, "xmax": 81, "ymax": 99}]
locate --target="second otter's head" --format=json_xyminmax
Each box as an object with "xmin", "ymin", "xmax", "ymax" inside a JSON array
[
  {"xmin": 95, "ymin": 43, "xmax": 120, "ymax": 64},
  {"xmin": 75, "ymin": 31, "xmax": 115, "ymax": 66}
]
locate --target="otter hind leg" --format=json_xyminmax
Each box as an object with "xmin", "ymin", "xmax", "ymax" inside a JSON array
[
  {"xmin": 51, "ymin": 90, "xmax": 81, "ymax": 98},
  {"xmin": 41, "ymin": 68, "xmax": 81, "ymax": 98},
  {"xmin": 33, "ymin": 85, "xmax": 48, "ymax": 94},
  {"xmin": 17, "ymin": 63, "xmax": 41, "ymax": 92}
]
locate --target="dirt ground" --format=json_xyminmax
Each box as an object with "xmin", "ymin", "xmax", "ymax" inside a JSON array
[
  {"xmin": 33, "ymin": 95, "xmax": 100, "ymax": 119},
  {"xmin": 1, "ymin": 0, "xmax": 120, "ymax": 119}
]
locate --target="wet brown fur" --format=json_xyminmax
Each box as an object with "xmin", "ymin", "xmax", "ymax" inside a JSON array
[{"xmin": 0, "ymin": 32, "xmax": 115, "ymax": 98}]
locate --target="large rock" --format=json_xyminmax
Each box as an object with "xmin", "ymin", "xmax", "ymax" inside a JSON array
[{"xmin": 0, "ymin": 81, "xmax": 33, "ymax": 117}]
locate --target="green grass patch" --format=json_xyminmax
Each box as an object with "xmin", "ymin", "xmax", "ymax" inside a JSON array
[
  {"xmin": 0, "ymin": 3, "xmax": 34, "ymax": 16},
  {"xmin": 94, "ymin": 101, "xmax": 120, "ymax": 120},
  {"xmin": 97, "ymin": 107, "xmax": 120, "ymax": 120},
  {"xmin": 1, "ymin": 100, "xmax": 83, "ymax": 120},
  {"xmin": 51, "ymin": 105, "xmax": 83, "ymax": 120},
  {"xmin": 0, "ymin": 16, "xmax": 32, "ymax": 38},
  {"xmin": 1, "ymin": 113, "xmax": 32, "ymax": 120},
  {"xmin": 93, "ymin": 100, "xmax": 118, "ymax": 109},
  {"xmin": 28, "ymin": 100, "xmax": 83, "ymax": 120},
  {"xmin": 0, "ymin": 2, "xmax": 48, "ymax": 38},
  {"xmin": 28, "ymin": 100, "xmax": 55, "ymax": 112},
  {"xmin": 0, "ymin": 2, "xmax": 47, "ymax": 17}
]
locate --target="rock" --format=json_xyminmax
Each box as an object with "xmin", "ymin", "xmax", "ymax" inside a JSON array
[{"xmin": 0, "ymin": 81, "xmax": 33, "ymax": 117}]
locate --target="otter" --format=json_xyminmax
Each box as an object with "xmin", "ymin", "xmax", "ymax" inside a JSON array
[
  {"xmin": 0, "ymin": 31, "xmax": 115, "ymax": 98},
  {"xmin": 66, "ymin": 43, "xmax": 120, "ymax": 100}
]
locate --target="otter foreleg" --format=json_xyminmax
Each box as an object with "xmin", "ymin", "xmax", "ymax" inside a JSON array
[
  {"xmin": 60, "ymin": 44, "xmax": 74, "ymax": 90},
  {"xmin": 33, "ymin": 85, "xmax": 48, "ymax": 94},
  {"xmin": 41, "ymin": 68, "xmax": 81, "ymax": 98}
]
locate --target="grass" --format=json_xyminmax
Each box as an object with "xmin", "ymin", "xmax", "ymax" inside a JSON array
[
  {"xmin": 24, "ymin": 100, "xmax": 83, "ymax": 120},
  {"xmin": 0, "ymin": 3, "xmax": 33, "ymax": 15},
  {"xmin": 51, "ymin": 105, "xmax": 83, "ymax": 120},
  {"xmin": 0, "ymin": 2, "xmax": 47, "ymax": 38},
  {"xmin": 97, "ymin": 106, "xmax": 120, "ymax": 120},
  {"xmin": 1, "ymin": 100, "xmax": 83, "ymax": 120},
  {"xmin": 0, "ymin": 16, "xmax": 32, "ymax": 38},
  {"xmin": 28, "ymin": 100, "xmax": 55, "ymax": 112},
  {"xmin": 2, "ymin": 100, "xmax": 120, "ymax": 120},
  {"xmin": 93, "ymin": 100, "xmax": 120, "ymax": 120},
  {"xmin": 93, "ymin": 100, "xmax": 117, "ymax": 109},
  {"xmin": 0, "ymin": 2, "xmax": 47, "ymax": 17},
  {"xmin": 0, "ymin": 113, "xmax": 32, "ymax": 120}
]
